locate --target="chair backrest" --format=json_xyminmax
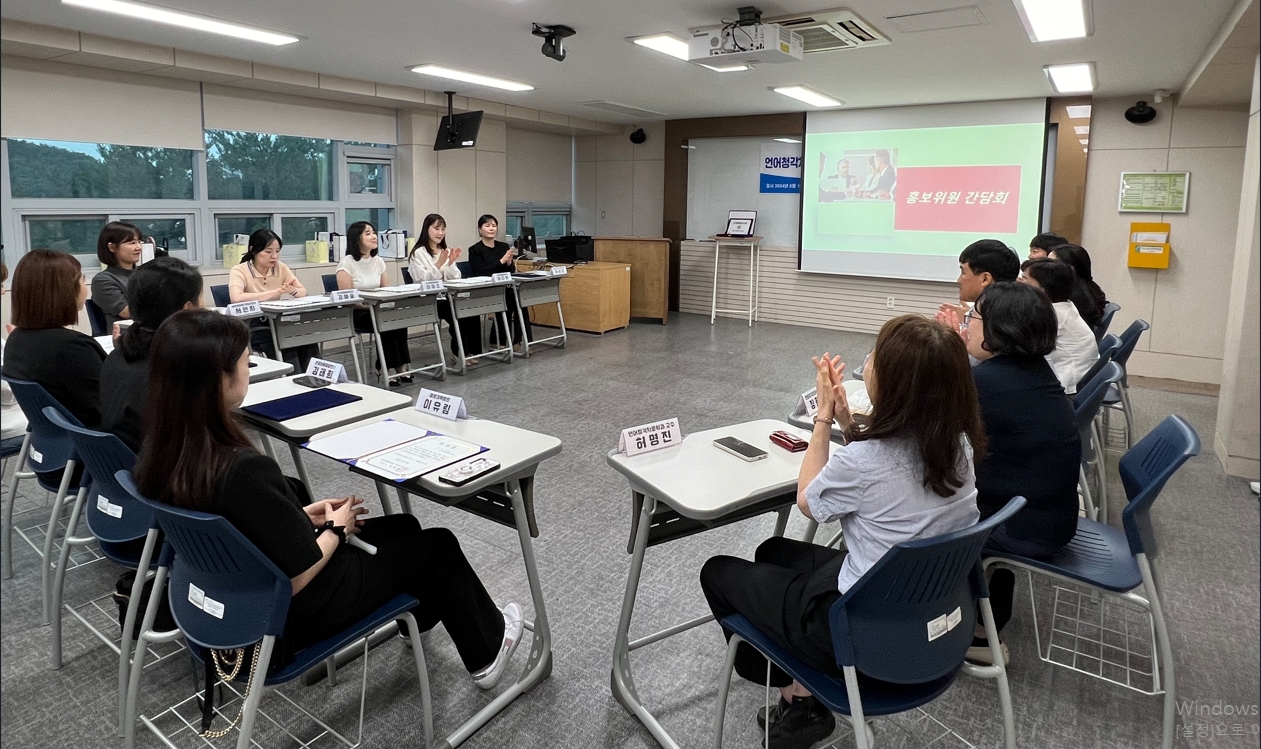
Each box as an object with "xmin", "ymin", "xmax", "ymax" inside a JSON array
[
  {"xmin": 1075, "ymin": 334, "xmax": 1120, "ymax": 394},
  {"xmin": 829, "ymin": 496, "xmax": 1026, "ymax": 683},
  {"xmin": 117, "ymin": 470, "xmax": 290, "ymax": 652},
  {"xmin": 44, "ymin": 408, "xmax": 146, "ymax": 544},
  {"xmin": 1074, "ymin": 361, "xmax": 1124, "ymax": 435},
  {"xmin": 456, "ymin": 261, "xmax": 472, "ymax": 277},
  {"xmin": 321, "ymin": 274, "xmax": 338, "ymax": 294},
  {"xmin": 210, "ymin": 284, "xmax": 231, "ymax": 308},
  {"xmin": 1118, "ymin": 415, "xmax": 1200, "ymax": 558},
  {"xmin": 1094, "ymin": 301, "xmax": 1121, "ymax": 342},
  {"xmin": 401, "ymin": 267, "xmax": 414, "ymax": 285},
  {"xmin": 1111, "ymin": 319, "xmax": 1150, "ymax": 385},
  {"xmin": 84, "ymin": 299, "xmax": 108, "ymax": 336},
  {"xmin": 2, "ymin": 377, "xmax": 81, "ymax": 473}
]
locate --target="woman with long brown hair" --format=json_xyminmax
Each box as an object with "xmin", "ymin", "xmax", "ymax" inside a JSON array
[
  {"xmin": 135, "ymin": 310, "xmax": 523, "ymax": 685},
  {"xmin": 699, "ymin": 315, "xmax": 985, "ymax": 747}
]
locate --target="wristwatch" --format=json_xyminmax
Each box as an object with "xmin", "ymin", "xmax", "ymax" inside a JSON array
[{"xmin": 314, "ymin": 520, "xmax": 347, "ymax": 543}]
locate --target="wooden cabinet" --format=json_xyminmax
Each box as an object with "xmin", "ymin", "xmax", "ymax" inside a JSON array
[
  {"xmin": 593, "ymin": 237, "xmax": 670, "ymax": 324},
  {"xmin": 530, "ymin": 261, "xmax": 631, "ymax": 334}
]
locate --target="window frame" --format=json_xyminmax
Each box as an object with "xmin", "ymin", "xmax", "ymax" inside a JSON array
[{"xmin": 506, "ymin": 201, "xmax": 572, "ymax": 241}]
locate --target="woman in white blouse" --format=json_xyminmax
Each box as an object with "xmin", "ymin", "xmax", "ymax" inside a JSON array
[
  {"xmin": 336, "ymin": 221, "xmax": 412, "ymax": 386},
  {"xmin": 408, "ymin": 213, "xmax": 482, "ymax": 359}
]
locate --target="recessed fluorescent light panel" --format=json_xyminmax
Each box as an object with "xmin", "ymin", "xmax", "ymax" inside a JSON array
[
  {"xmin": 1079, "ymin": 138, "xmax": 1089, "ymax": 145},
  {"xmin": 1012, "ymin": 0, "xmax": 1088, "ymax": 42},
  {"xmin": 62, "ymin": 0, "xmax": 298, "ymax": 44},
  {"xmin": 410, "ymin": 65, "xmax": 533, "ymax": 92},
  {"xmin": 1044, "ymin": 63, "xmax": 1094, "ymax": 93},
  {"xmin": 774, "ymin": 138, "xmax": 802, "ymax": 143},
  {"xmin": 701, "ymin": 63, "xmax": 750, "ymax": 72},
  {"xmin": 1065, "ymin": 104, "xmax": 1092, "ymax": 119},
  {"xmin": 632, "ymin": 34, "xmax": 690, "ymax": 60},
  {"xmin": 773, "ymin": 86, "xmax": 843, "ymax": 108},
  {"xmin": 1074, "ymin": 125, "xmax": 1090, "ymax": 134}
]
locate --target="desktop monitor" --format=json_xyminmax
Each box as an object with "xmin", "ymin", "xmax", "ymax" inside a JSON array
[
  {"xmin": 544, "ymin": 235, "xmax": 593, "ymax": 264},
  {"xmin": 434, "ymin": 110, "xmax": 484, "ymax": 151},
  {"xmin": 516, "ymin": 226, "xmax": 537, "ymax": 254}
]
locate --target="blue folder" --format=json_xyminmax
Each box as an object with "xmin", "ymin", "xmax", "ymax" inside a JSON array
[{"xmin": 241, "ymin": 388, "xmax": 362, "ymax": 421}]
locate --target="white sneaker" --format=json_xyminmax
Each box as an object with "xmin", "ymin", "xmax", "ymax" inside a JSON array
[
  {"xmin": 1250, "ymin": 481, "xmax": 1259, "ymax": 496},
  {"xmin": 472, "ymin": 603, "xmax": 523, "ymax": 690}
]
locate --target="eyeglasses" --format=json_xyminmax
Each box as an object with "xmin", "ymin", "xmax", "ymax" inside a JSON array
[{"xmin": 963, "ymin": 307, "xmax": 982, "ymax": 325}]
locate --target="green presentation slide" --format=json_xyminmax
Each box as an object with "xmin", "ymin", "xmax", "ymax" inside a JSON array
[{"xmin": 802, "ymin": 123, "xmax": 1045, "ymax": 257}]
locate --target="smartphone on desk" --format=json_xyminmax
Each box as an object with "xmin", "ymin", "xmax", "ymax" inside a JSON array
[
  {"xmin": 713, "ymin": 436, "xmax": 768, "ymax": 462},
  {"xmin": 438, "ymin": 457, "xmax": 500, "ymax": 486},
  {"xmin": 292, "ymin": 376, "xmax": 330, "ymax": 389}
]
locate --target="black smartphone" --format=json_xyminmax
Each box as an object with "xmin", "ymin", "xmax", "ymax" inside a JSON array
[
  {"xmin": 292, "ymin": 376, "xmax": 329, "ymax": 388},
  {"xmin": 713, "ymin": 436, "xmax": 768, "ymax": 462}
]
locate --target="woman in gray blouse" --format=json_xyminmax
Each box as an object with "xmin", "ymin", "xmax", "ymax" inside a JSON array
[{"xmin": 90, "ymin": 221, "xmax": 144, "ymax": 327}]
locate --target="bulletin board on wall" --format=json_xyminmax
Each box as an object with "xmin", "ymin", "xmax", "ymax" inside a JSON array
[{"xmin": 685, "ymin": 136, "xmax": 802, "ymax": 247}]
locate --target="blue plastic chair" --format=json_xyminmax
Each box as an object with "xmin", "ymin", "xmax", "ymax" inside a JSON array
[
  {"xmin": 85, "ymin": 298, "xmax": 108, "ymax": 337},
  {"xmin": 401, "ymin": 267, "xmax": 414, "ymax": 285},
  {"xmin": 1074, "ymin": 362, "xmax": 1124, "ymax": 522},
  {"xmin": 1075, "ymin": 334, "xmax": 1120, "ymax": 395},
  {"xmin": 1, "ymin": 377, "xmax": 93, "ymax": 622},
  {"xmin": 1102, "ymin": 319, "xmax": 1151, "ymax": 450},
  {"xmin": 712, "ymin": 497, "xmax": 1027, "ymax": 749},
  {"xmin": 983, "ymin": 415, "xmax": 1199, "ymax": 749},
  {"xmin": 118, "ymin": 471, "xmax": 434, "ymax": 749},
  {"xmin": 43, "ymin": 409, "xmax": 166, "ymax": 735},
  {"xmin": 210, "ymin": 284, "xmax": 232, "ymax": 308},
  {"xmin": 456, "ymin": 260, "xmax": 472, "ymax": 277},
  {"xmin": 1094, "ymin": 301, "xmax": 1121, "ymax": 342},
  {"xmin": 321, "ymin": 273, "xmax": 338, "ymax": 294}
]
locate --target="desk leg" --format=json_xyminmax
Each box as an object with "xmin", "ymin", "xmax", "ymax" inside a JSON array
[
  {"xmin": 259, "ymin": 433, "xmax": 277, "ymax": 460},
  {"xmin": 438, "ymin": 478, "xmax": 553, "ymax": 749},
  {"xmin": 513, "ymin": 288, "xmax": 530, "ymax": 359},
  {"xmin": 802, "ymin": 519, "xmax": 819, "ymax": 544},
  {"xmin": 772, "ymin": 506, "xmax": 790, "ymax": 537},
  {"xmin": 753, "ymin": 243, "xmax": 760, "ymax": 324},
  {"xmin": 611, "ymin": 492, "xmax": 684, "ymax": 749},
  {"xmin": 374, "ymin": 481, "xmax": 396, "ymax": 516},
  {"xmin": 747, "ymin": 242, "xmax": 755, "ymax": 327},
  {"xmin": 268, "ymin": 318, "xmax": 283, "ymax": 363},
  {"xmin": 370, "ymin": 308, "xmax": 388, "ymax": 385},
  {"xmin": 710, "ymin": 242, "xmax": 720, "ymax": 325},
  {"xmin": 288, "ymin": 443, "xmax": 314, "ymax": 500}
]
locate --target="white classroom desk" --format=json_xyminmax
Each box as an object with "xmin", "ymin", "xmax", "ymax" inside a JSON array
[
  {"xmin": 605, "ymin": 418, "xmax": 834, "ymax": 749},
  {"xmin": 307, "ymin": 407, "xmax": 562, "ymax": 748},
  {"xmin": 443, "ymin": 278, "xmax": 515, "ymax": 375},
  {"xmin": 259, "ymin": 297, "xmax": 365, "ymax": 382},
  {"xmin": 236, "ymin": 376, "xmax": 411, "ymax": 495},
  {"xmin": 93, "ymin": 335, "xmax": 293, "ymax": 383},
  {"xmin": 358, "ymin": 286, "xmax": 446, "ymax": 382}
]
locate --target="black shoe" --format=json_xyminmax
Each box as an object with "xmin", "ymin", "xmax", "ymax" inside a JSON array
[
  {"xmin": 761, "ymin": 695, "xmax": 835, "ymax": 749},
  {"xmin": 399, "ymin": 374, "xmax": 414, "ymax": 384},
  {"xmin": 756, "ymin": 696, "xmax": 790, "ymax": 729}
]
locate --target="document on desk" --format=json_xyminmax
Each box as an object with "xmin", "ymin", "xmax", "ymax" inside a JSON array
[
  {"xmin": 305, "ymin": 419, "xmax": 487, "ymax": 482},
  {"xmin": 443, "ymin": 278, "xmax": 495, "ymax": 288},
  {"xmin": 262, "ymin": 295, "xmax": 331, "ymax": 309}
]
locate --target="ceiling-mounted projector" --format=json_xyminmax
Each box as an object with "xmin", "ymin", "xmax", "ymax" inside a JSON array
[{"xmin": 688, "ymin": 23, "xmax": 804, "ymax": 65}]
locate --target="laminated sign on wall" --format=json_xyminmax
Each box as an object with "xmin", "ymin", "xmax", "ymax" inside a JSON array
[{"xmin": 759, "ymin": 143, "xmax": 802, "ymax": 194}]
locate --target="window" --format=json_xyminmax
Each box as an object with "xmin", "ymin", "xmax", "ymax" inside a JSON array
[
  {"xmin": 215, "ymin": 215, "xmax": 271, "ymax": 259},
  {"xmin": 280, "ymin": 216, "xmax": 330, "ymax": 244},
  {"xmin": 126, "ymin": 217, "xmax": 191, "ymax": 260},
  {"xmin": 506, "ymin": 202, "xmax": 571, "ymax": 241},
  {"xmin": 8, "ymin": 138, "xmax": 194, "ymax": 200},
  {"xmin": 504, "ymin": 215, "xmax": 523, "ymax": 239},
  {"xmin": 347, "ymin": 161, "xmax": 390, "ymax": 199},
  {"xmin": 345, "ymin": 208, "xmax": 391, "ymax": 232},
  {"xmin": 532, "ymin": 213, "xmax": 569, "ymax": 239},
  {"xmin": 25, "ymin": 216, "xmax": 107, "ymax": 259},
  {"xmin": 206, "ymin": 130, "xmax": 332, "ymax": 201}
]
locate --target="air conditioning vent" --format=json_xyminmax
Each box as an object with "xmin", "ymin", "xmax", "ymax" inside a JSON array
[
  {"xmin": 761, "ymin": 8, "xmax": 889, "ymax": 53},
  {"xmin": 581, "ymin": 101, "xmax": 667, "ymax": 118}
]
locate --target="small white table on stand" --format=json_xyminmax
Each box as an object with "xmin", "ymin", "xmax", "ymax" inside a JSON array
[{"xmin": 708, "ymin": 235, "xmax": 762, "ymax": 327}]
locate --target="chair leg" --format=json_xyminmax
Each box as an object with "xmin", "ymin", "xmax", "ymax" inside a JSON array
[
  {"xmin": 118, "ymin": 530, "xmax": 160, "ymax": 737},
  {"xmin": 50, "ymin": 486, "xmax": 88, "ymax": 669},
  {"xmin": 980, "ymin": 598, "xmax": 1017, "ymax": 749},
  {"xmin": 843, "ymin": 666, "xmax": 871, "ymax": 749},
  {"xmin": 399, "ymin": 612, "xmax": 434, "ymax": 747},
  {"xmin": 1092, "ymin": 428, "xmax": 1109, "ymax": 522},
  {"xmin": 1120, "ymin": 385, "xmax": 1135, "ymax": 450},
  {"xmin": 1138, "ymin": 555, "xmax": 1176, "ymax": 749},
  {"xmin": 41, "ymin": 467, "xmax": 78, "ymax": 625},
  {"xmin": 1079, "ymin": 465, "xmax": 1097, "ymax": 521},
  {"xmin": 2, "ymin": 433, "xmax": 31, "ymax": 579},
  {"xmin": 125, "ymin": 564, "xmax": 170, "ymax": 749},
  {"xmin": 234, "ymin": 636, "xmax": 276, "ymax": 749},
  {"xmin": 711, "ymin": 635, "xmax": 742, "ymax": 749}
]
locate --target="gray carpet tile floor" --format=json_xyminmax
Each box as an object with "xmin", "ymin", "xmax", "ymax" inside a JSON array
[{"xmin": 2, "ymin": 312, "xmax": 1258, "ymax": 749}]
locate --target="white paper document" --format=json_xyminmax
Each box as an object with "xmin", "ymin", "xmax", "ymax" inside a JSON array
[
  {"xmin": 305, "ymin": 419, "xmax": 424, "ymax": 460},
  {"xmin": 263, "ymin": 295, "xmax": 331, "ymax": 309},
  {"xmin": 304, "ymin": 419, "xmax": 486, "ymax": 481}
]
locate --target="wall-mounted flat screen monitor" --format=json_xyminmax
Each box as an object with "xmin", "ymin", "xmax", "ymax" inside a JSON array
[{"xmin": 434, "ymin": 110, "xmax": 484, "ymax": 151}]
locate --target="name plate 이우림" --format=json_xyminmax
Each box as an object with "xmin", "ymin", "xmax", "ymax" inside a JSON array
[
  {"xmin": 618, "ymin": 418, "xmax": 682, "ymax": 457},
  {"xmin": 415, "ymin": 388, "xmax": 467, "ymax": 421}
]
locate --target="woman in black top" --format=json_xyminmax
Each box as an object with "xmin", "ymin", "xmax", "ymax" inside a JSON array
[
  {"xmin": 134, "ymin": 310, "xmax": 523, "ymax": 686},
  {"xmin": 949, "ymin": 282, "xmax": 1080, "ymax": 660},
  {"xmin": 99, "ymin": 257, "xmax": 203, "ymax": 452},
  {"xmin": 3, "ymin": 249, "xmax": 106, "ymax": 428},
  {"xmin": 468, "ymin": 214, "xmax": 531, "ymax": 348},
  {"xmin": 1049, "ymin": 244, "xmax": 1107, "ymax": 330},
  {"xmin": 90, "ymin": 221, "xmax": 145, "ymax": 327}
]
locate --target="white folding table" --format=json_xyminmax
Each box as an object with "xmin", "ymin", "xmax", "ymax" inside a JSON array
[
  {"xmin": 605, "ymin": 418, "xmax": 832, "ymax": 749},
  {"xmin": 260, "ymin": 297, "xmax": 365, "ymax": 382},
  {"xmin": 359, "ymin": 286, "xmax": 447, "ymax": 382},
  {"xmin": 443, "ymin": 278, "xmax": 515, "ymax": 375},
  {"xmin": 93, "ymin": 335, "xmax": 293, "ymax": 383},
  {"xmin": 510, "ymin": 273, "xmax": 567, "ymax": 358},
  {"xmin": 708, "ymin": 235, "xmax": 763, "ymax": 327}
]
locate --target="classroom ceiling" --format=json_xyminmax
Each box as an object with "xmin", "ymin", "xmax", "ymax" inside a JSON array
[{"xmin": 0, "ymin": 0, "xmax": 1245, "ymax": 122}]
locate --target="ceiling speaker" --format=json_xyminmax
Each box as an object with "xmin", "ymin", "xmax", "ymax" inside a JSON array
[
  {"xmin": 1124, "ymin": 101, "xmax": 1157, "ymax": 125},
  {"xmin": 629, "ymin": 128, "xmax": 647, "ymax": 144}
]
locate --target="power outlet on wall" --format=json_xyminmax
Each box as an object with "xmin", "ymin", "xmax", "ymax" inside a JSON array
[{"xmin": 886, "ymin": 297, "xmax": 896, "ymax": 309}]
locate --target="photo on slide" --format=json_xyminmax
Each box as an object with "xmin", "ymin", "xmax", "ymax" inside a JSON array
[{"xmin": 818, "ymin": 149, "xmax": 898, "ymax": 203}]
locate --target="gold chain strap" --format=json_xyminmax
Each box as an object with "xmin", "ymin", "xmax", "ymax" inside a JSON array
[{"xmin": 201, "ymin": 644, "xmax": 262, "ymax": 739}]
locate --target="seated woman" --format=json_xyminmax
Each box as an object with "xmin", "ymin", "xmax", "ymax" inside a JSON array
[
  {"xmin": 99, "ymin": 257, "xmax": 203, "ymax": 452},
  {"xmin": 0, "ymin": 262, "xmax": 28, "ymax": 455},
  {"xmin": 1048, "ymin": 244, "xmax": 1107, "ymax": 330},
  {"xmin": 134, "ymin": 310, "xmax": 524, "ymax": 683},
  {"xmin": 338, "ymin": 221, "xmax": 413, "ymax": 386},
  {"xmin": 90, "ymin": 221, "xmax": 144, "ymax": 327},
  {"xmin": 408, "ymin": 213, "xmax": 483, "ymax": 362},
  {"xmin": 228, "ymin": 229, "xmax": 319, "ymax": 371},
  {"xmin": 1020, "ymin": 258, "xmax": 1098, "ymax": 394},
  {"xmin": 947, "ymin": 282, "xmax": 1080, "ymax": 664},
  {"xmin": 467, "ymin": 214, "xmax": 530, "ymax": 349},
  {"xmin": 700, "ymin": 315, "xmax": 985, "ymax": 748}
]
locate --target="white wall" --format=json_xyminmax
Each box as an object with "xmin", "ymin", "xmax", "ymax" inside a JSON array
[
  {"xmin": 573, "ymin": 122, "xmax": 664, "ymax": 238},
  {"xmin": 506, "ymin": 127, "xmax": 572, "ymax": 204},
  {"xmin": 685, "ymin": 136, "xmax": 800, "ymax": 247},
  {"xmin": 1080, "ymin": 97, "xmax": 1250, "ymax": 384}
]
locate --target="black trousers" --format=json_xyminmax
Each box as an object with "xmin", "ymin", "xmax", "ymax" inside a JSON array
[
  {"xmin": 289, "ymin": 516, "xmax": 504, "ymax": 673},
  {"xmin": 490, "ymin": 288, "xmax": 532, "ymax": 347},
  {"xmin": 248, "ymin": 321, "xmax": 318, "ymax": 372},
  {"xmin": 438, "ymin": 299, "xmax": 483, "ymax": 357},
  {"xmin": 352, "ymin": 310, "xmax": 411, "ymax": 371},
  {"xmin": 983, "ymin": 527, "xmax": 1066, "ymax": 632},
  {"xmin": 700, "ymin": 537, "xmax": 846, "ymax": 687}
]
